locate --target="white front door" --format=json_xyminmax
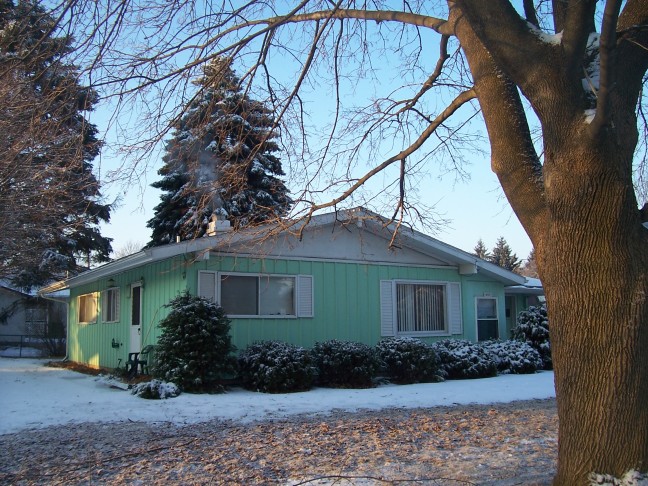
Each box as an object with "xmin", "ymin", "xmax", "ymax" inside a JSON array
[{"xmin": 130, "ymin": 283, "xmax": 142, "ymax": 353}]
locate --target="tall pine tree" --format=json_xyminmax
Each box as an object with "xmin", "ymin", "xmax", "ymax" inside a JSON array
[
  {"xmin": 473, "ymin": 238, "xmax": 490, "ymax": 260},
  {"xmin": 0, "ymin": 0, "xmax": 112, "ymax": 289},
  {"xmin": 489, "ymin": 236, "xmax": 521, "ymax": 273},
  {"xmin": 147, "ymin": 58, "xmax": 291, "ymax": 246}
]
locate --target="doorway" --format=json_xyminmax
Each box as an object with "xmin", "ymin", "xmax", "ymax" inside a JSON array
[{"xmin": 130, "ymin": 283, "xmax": 142, "ymax": 353}]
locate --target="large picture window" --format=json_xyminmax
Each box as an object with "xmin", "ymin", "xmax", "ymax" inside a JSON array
[
  {"xmin": 78, "ymin": 293, "xmax": 98, "ymax": 324},
  {"xmin": 396, "ymin": 283, "xmax": 447, "ymax": 334},
  {"xmin": 102, "ymin": 288, "xmax": 120, "ymax": 323},
  {"xmin": 220, "ymin": 274, "xmax": 296, "ymax": 317}
]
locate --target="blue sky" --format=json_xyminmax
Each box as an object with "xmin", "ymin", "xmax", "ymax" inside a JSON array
[
  {"xmin": 96, "ymin": 137, "xmax": 534, "ymax": 260},
  {"xmin": 89, "ymin": 5, "xmax": 535, "ymax": 262}
]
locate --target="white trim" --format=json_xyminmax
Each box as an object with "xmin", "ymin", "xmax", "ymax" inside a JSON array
[
  {"xmin": 380, "ymin": 280, "xmax": 395, "ymax": 337},
  {"xmin": 297, "ymin": 275, "xmax": 314, "ymax": 318},
  {"xmin": 198, "ymin": 271, "xmax": 218, "ymax": 302}
]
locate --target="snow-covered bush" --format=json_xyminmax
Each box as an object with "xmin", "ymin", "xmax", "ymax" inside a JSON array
[
  {"xmin": 511, "ymin": 304, "xmax": 552, "ymax": 370},
  {"xmin": 432, "ymin": 339, "xmax": 497, "ymax": 379},
  {"xmin": 131, "ymin": 379, "xmax": 181, "ymax": 399},
  {"xmin": 153, "ymin": 292, "xmax": 237, "ymax": 393},
  {"xmin": 480, "ymin": 339, "xmax": 543, "ymax": 374},
  {"xmin": 238, "ymin": 341, "xmax": 316, "ymax": 393},
  {"xmin": 589, "ymin": 470, "xmax": 648, "ymax": 486},
  {"xmin": 312, "ymin": 340, "xmax": 380, "ymax": 388},
  {"xmin": 376, "ymin": 337, "xmax": 443, "ymax": 384}
]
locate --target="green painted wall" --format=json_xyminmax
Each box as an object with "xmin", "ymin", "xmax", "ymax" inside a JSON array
[
  {"xmin": 67, "ymin": 252, "xmax": 537, "ymax": 369},
  {"xmin": 68, "ymin": 256, "xmax": 187, "ymax": 369}
]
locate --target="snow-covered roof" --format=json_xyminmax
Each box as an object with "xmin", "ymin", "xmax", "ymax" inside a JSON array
[
  {"xmin": 41, "ymin": 207, "xmax": 528, "ymax": 293},
  {"xmin": 504, "ymin": 277, "xmax": 544, "ymax": 296},
  {"xmin": 0, "ymin": 279, "xmax": 31, "ymax": 296}
]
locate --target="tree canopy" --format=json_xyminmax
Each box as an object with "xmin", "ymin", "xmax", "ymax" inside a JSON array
[
  {"xmin": 146, "ymin": 58, "xmax": 292, "ymax": 247},
  {"xmin": 0, "ymin": 0, "xmax": 112, "ymax": 288}
]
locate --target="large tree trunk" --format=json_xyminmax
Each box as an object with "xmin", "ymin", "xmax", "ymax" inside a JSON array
[
  {"xmin": 450, "ymin": 3, "xmax": 648, "ymax": 482},
  {"xmin": 541, "ymin": 143, "xmax": 648, "ymax": 484}
]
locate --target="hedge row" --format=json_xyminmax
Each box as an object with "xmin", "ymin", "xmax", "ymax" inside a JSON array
[{"xmin": 237, "ymin": 337, "xmax": 544, "ymax": 394}]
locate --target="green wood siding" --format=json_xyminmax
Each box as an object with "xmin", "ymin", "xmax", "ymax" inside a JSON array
[
  {"xmin": 68, "ymin": 256, "xmax": 186, "ymax": 369},
  {"xmin": 67, "ymin": 252, "xmax": 533, "ymax": 369}
]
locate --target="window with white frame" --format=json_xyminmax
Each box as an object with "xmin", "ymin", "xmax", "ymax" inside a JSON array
[
  {"xmin": 396, "ymin": 282, "xmax": 447, "ymax": 334},
  {"xmin": 220, "ymin": 274, "xmax": 295, "ymax": 316},
  {"xmin": 476, "ymin": 297, "xmax": 499, "ymax": 341},
  {"xmin": 198, "ymin": 271, "xmax": 314, "ymax": 318},
  {"xmin": 78, "ymin": 292, "xmax": 98, "ymax": 324},
  {"xmin": 380, "ymin": 280, "xmax": 462, "ymax": 337},
  {"xmin": 102, "ymin": 287, "xmax": 120, "ymax": 323}
]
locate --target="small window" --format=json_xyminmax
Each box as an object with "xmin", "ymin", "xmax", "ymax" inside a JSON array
[
  {"xmin": 102, "ymin": 288, "xmax": 120, "ymax": 323},
  {"xmin": 396, "ymin": 282, "xmax": 447, "ymax": 334},
  {"xmin": 78, "ymin": 293, "xmax": 98, "ymax": 324},
  {"xmin": 477, "ymin": 297, "xmax": 499, "ymax": 341},
  {"xmin": 220, "ymin": 273, "xmax": 296, "ymax": 317}
]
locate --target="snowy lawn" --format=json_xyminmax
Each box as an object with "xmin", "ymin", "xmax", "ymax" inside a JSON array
[{"xmin": 0, "ymin": 357, "xmax": 555, "ymax": 435}]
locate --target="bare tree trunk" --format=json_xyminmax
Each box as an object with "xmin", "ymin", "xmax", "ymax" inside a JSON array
[{"xmin": 541, "ymin": 147, "xmax": 648, "ymax": 484}]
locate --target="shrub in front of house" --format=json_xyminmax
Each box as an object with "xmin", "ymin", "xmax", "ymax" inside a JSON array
[
  {"xmin": 131, "ymin": 379, "xmax": 181, "ymax": 399},
  {"xmin": 432, "ymin": 339, "xmax": 497, "ymax": 379},
  {"xmin": 511, "ymin": 304, "xmax": 552, "ymax": 370},
  {"xmin": 238, "ymin": 341, "xmax": 316, "ymax": 393},
  {"xmin": 375, "ymin": 337, "xmax": 444, "ymax": 384},
  {"xmin": 480, "ymin": 339, "xmax": 543, "ymax": 374},
  {"xmin": 311, "ymin": 340, "xmax": 381, "ymax": 388},
  {"xmin": 153, "ymin": 291, "xmax": 237, "ymax": 393}
]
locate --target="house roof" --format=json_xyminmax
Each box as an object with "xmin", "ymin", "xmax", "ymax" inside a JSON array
[{"xmin": 40, "ymin": 208, "xmax": 529, "ymax": 294}]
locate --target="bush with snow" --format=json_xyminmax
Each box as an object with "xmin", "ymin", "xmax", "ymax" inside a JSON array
[
  {"xmin": 131, "ymin": 379, "xmax": 181, "ymax": 399},
  {"xmin": 480, "ymin": 339, "xmax": 543, "ymax": 374},
  {"xmin": 238, "ymin": 341, "xmax": 316, "ymax": 393},
  {"xmin": 153, "ymin": 292, "xmax": 237, "ymax": 393},
  {"xmin": 432, "ymin": 339, "xmax": 497, "ymax": 379},
  {"xmin": 311, "ymin": 340, "xmax": 380, "ymax": 388},
  {"xmin": 511, "ymin": 304, "xmax": 552, "ymax": 369},
  {"xmin": 589, "ymin": 470, "xmax": 648, "ymax": 486},
  {"xmin": 376, "ymin": 337, "xmax": 443, "ymax": 384}
]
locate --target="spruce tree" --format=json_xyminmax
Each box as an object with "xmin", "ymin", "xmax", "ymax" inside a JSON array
[
  {"xmin": 520, "ymin": 248, "xmax": 539, "ymax": 278},
  {"xmin": 489, "ymin": 236, "xmax": 521, "ymax": 273},
  {"xmin": 0, "ymin": 0, "xmax": 111, "ymax": 288},
  {"xmin": 473, "ymin": 238, "xmax": 490, "ymax": 260},
  {"xmin": 147, "ymin": 58, "xmax": 291, "ymax": 246}
]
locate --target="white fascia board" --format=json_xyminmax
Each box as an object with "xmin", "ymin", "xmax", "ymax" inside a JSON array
[{"xmin": 62, "ymin": 251, "xmax": 155, "ymax": 289}]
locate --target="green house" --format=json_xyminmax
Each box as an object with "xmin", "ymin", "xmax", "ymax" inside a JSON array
[{"xmin": 41, "ymin": 208, "xmax": 543, "ymax": 370}]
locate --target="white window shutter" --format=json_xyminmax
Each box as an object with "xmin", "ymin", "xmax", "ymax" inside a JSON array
[
  {"xmin": 380, "ymin": 280, "xmax": 396, "ymax": 336},
  {"xmin": 297, "ymin": 275, "xmax": 314, "ymax": 317},
  {"xmin": 448, "ymin": 282, "xmax": 462, "ymax": 334},
  {"xmin": 101, "ymin": 291, "xmax": 107, "ymax": 322},
  {"xmin": 115, "ymin": 289, "xmax": 120, "ymax": 321},
  {"xmin": 198, "ymin": 271, "xmax": 217, "ymax": 302}
]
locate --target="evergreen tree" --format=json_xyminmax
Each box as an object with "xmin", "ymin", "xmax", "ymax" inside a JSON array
[
  {"xmin": 473, "ymin": 238, "xmax": 490, "ymax": 260},
  {"xmin": 0, "ymin": 0, "xmax": 112, "ymax": 288},
  {"xmin": 489, "ymin": 236, "xmax": 521, "ymax": 273},
  {"xmin": 147, "ymin": 58, "xmax": 291, "ymax": 247},
  {"xmin": 520, "ymin": 248, "xmax": 539, "ymax": 278}
]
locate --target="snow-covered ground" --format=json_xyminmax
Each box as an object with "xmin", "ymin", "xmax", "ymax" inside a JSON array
[{"xmin": 0, "ymin": 357, "xmax": 555, "ymax": 436}]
